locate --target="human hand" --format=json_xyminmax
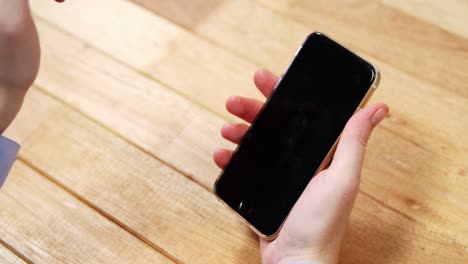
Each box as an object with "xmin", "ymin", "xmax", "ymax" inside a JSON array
[
  {"xmin": 214, "ymin": 69, "xmax": 389, "ymax": 264},
  {"xmin": 0, "ymin": 0, "xmax": 40, "ymax": 132}
]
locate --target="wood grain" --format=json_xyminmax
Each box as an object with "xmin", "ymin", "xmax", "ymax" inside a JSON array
[
  {"xmin": 125, "ymin": 2, "xmax": 468, "ymax": 240},
  {"xmin": 38, "ymin": 0, "xmax": 468, "ymax": 234},
  {"xmin": 383, "ymin": 0, "xmax": 468, "ymax": 39},
  {"xmin": 128, "ymin": 0, "xmax": 468, "ymax": 166},
  {"xmin": 254, "ymin": 0, "xmax": 468, "ymax": 99},
  {"xmin": 28, "ymin": 0, "xmax": 468, "ymax": 259},
  {"xmin": 33, "ymin": 17, "xmax": 232, "ymax": 189},
  {"xmin": 0, "ymin": 162, "xmax": 171, "ymax": 263},
  {"xmin": 130, "ymin": 0, "xmax": 304, "ymax": 74},
  {"xmin": 37, "ymin": 0, "xmax": 467, "ymax": 172},
  {"xmin": 31, "ymin": 0, "xmax": 263, "ymax": 122},
  {"xmin": 343, "ymin": 191, "xmax": 467, "ymax": 264},
  {"xmin": 5, "ymin": 88, "xmax": 261, "ymax": 263},
  {"xmin": 134, "ymin": 0, "xmax": 468, "ymax": 98},
  {"xmin": 0, "ymin": 246, "xmax": 26, "ymax": 264},
  {"xmin": 34, "ymin": 0, "xmax": 468, "ymax": 165},
  {"xmin": 0, "ymin": 0, "xmax": 465, "ymax": 263}
]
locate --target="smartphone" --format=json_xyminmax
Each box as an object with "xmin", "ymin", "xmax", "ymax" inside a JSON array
[{"xmin": 214, "ymin": 32, "xmax": 380, "ymax": 239}]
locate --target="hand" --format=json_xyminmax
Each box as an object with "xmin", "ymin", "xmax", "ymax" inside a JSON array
[
  {"xmin": 214, "ymin": 69, "xmax": 389, "ymax": 264},
  {"xmin": 0, "ymin": 0, "xmax": 40, "ymax": 132}
]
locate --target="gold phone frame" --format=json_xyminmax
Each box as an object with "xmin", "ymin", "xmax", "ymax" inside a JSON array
[{"xmin": 213, "ymin": 32, "xmax": 381, "ymax": 240}]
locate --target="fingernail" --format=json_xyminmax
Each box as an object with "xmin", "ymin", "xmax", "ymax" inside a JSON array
[
  {"xmin": 213, "ymin": 148, "xmax": 223, "ymax": 155},
  {"xmin": 371, "ymin": 107, "xmax": 388, "ymax": 126},
  {"xmin": 222, "ymin": 123, "xmax": 232, "ymax": 131},
  {"xmin": 255, "ymin": 69, "xmax": 265, "ymax": 85},
  {"xmin": 227, "ymin": 95, "xmax": 237, "ymax": 103}
]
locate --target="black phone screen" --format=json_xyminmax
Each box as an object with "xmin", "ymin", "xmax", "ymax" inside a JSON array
[{"xmin": 214, "ymin": 32, "xmax": 377, "ymax": 236}]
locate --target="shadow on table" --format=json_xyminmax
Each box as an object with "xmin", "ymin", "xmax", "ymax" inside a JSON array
[{"xmin": 130, "ymin": 0, "xmax": 227, "ymax": 29}]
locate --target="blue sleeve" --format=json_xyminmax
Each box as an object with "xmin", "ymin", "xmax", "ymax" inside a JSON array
[{"xmin": 0, "ymin": 135, "xmax": 20, "ymax": 188}]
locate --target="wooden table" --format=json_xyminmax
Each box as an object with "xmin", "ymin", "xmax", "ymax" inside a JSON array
[{"xmin": 1, "ymin": 0, "xmax": 467, "ymax": 263}]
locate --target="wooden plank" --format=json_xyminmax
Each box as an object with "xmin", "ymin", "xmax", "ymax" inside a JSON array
[
  {"xmin": 33, "ymin": 17, "xmax": 232, "ymax": 189},
  {"xmin": 31, "ymin": 0, "xmax": 263, "ymax": 123},
  {"xmin": 8, "ymin": 91, "xmax": 467, "ymax": 264},
  {"xmin": 121, "ymin": 0, "xmax": 226, "ymax": 29},
  {"xmin": 362, "ymin": 130, "xmax": 468, "ymax": 244},
  {"xmin": 129, "ymin": 0, "xmax": 468, "ymax": 168},
  {"xmin": 0, "ymin": 246, "xmax": 26, "ymax": 264},
  {"xmin": 5, "ymin": 88, "xmax": 261, "ymax": 263},
  {"xmin": 130, "ymin": 0, "xmax": 304, "ymax": 73},
  {"xmin": 0, "ymin": 162, "xmax": 171, "ymax": 263},
  {"xmin": 134, "ymin": 0, "xmax": 468, "ymax": 98},
  {"xmin": 28, "ymin": 0, "xmax": 465, "ymax": 260},
  {"xmin": 7, "ymin": 90, "xmax": 466, "ymax": 263},
  {"xmin": 30, "ymin": 0, "xmax": 467, "ymax": 249},
  {"xmin": 342, "ymin": 192, "xmax": 467, "ymax": 264},
  {"xmin": 382, "ymin": 0, "xmax": 468, "ymax": 39},
  {"xmin": 258, "ymin": 0, "xmax": 468, "ymax": 98},
  {"xmin": 35, "ymin": 12, "xmax": 468, "ymax": 242},
  {"xmin": 31, "ymin": 0, "xmax": 468, "ymax": 168}
]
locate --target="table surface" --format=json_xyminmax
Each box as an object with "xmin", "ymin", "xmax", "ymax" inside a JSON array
[{"xmin": 1, "ymin": 0, "xmax": 467, "ymax": 263}]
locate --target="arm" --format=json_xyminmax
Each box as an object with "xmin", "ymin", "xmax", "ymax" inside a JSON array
[
  {"xmin": 0, "ymin": 0, "xmax": 40, "ymax": 133},
  {"xmin": 0, "ymin": 0, "xmax": 40, "ymax": 187}
]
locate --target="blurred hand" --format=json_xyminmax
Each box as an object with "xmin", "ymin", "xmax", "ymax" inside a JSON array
[
  {"xmin": 214, "ymin": 69, "xmax": 388, "ymax": 264},
  {"xmin": 0, "ymin": 0, "xmax": 40, "ymax": 132}
]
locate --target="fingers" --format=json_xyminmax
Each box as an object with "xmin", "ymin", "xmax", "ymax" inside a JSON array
[
  {"xmin": 213, "ymin": 149, "xmax": 233, "ymax": 169},
  {"xmin": 226, "ymin": 96, "xmax": 264, "ymax": 123},
  {"xmin": 215, "ymin": 123, "xmax": 248, "ymax": 168},
  {"xmin": 329, "ymin": 103, "xmax": 389, "ymax": 188},
  {"xmin": 221, "ymin": 123, "xmax": 249, "ymax": 144},
  {"xmin": 254, "ymin": 69, "xmax": 279, "ymax": 98},
  {"xmin": 216, "ymin": 68, "xmax": 277, "ymax": 168},
  {"xmin": 225, "ymin": 69, "xmax": 278, "ymax": 123}
]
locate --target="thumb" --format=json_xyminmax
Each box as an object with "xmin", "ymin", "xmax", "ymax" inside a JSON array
[{"xmin": 329, "ymin": 103, "xmax": 389, "ymax": 191}]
